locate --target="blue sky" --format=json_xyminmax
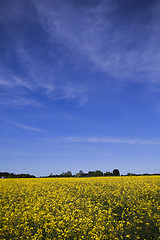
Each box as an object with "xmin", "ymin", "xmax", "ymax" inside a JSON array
[{"xmin": 0, "ymin": 0, "xmax": 160, "ymax": 176}]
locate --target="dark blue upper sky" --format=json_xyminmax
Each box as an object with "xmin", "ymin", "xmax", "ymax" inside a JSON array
[{"xmin": 0, "ymin": 0, "xmax": 160, "ymax": 176}]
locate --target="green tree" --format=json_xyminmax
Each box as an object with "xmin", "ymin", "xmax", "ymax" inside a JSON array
[
  {"xmin": 61, "ymin": 171, "xmax": 72, "ymax": 177},
  {"xmin": 95, "ymin": 170, "xmax": 103, "ymax": 176},
  {"xmin": 104, "ymin": 171, "xmax": 112, "ymax": 176},
  {"xmin": 113, "ymin": 169, "xmax": 120, "ymax": 176}
]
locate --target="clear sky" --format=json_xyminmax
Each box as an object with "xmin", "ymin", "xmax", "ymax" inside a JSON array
[{"xmin": 0, "ymin": 0, "xmax": 160, "ymax": 176}]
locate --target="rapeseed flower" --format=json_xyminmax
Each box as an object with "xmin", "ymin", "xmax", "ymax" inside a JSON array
[{"xmin": 0, "ymin": 176, "xmax": 160, "ymax": 239}]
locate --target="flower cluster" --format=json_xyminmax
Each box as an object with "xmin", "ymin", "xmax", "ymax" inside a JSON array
[{"xmin": 1, "ymin": 176, "xmax": 160, "ymax": 239}]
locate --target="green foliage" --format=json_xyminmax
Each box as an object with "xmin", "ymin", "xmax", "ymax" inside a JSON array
[
  {"xmin": 0, "ymin": 172, "xmax": 36, "ymax": 178},
  {"xmin": 113, "ymin": 169, "xmax": 120, "ymax": 176}
]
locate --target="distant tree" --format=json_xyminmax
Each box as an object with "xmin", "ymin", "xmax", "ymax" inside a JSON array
[
  {"xmin": 75, "ymin": 173, "xmax": 80, "ymax": 177},
  {"xmin": 88, "ymin": 171, "xmax": 95, "ymax": 177},
  {"xmin": 95, "ymin": 170, "xmax": 103, "ymax": 176},
  {"xmin": 88, "ymin": 170, "xmax": 103, "ymax": 177},
  {"xmin": 104, "ymin": 171, "xmax": 112, "ymax": 176},
  {"xmin": 113, "ymin": 169, "xmax": 120, "ymax": 176},
  {"xmin": 66, "ymin": 171, "xmax": 72, "ymax": 177},
  {"xmin": 79, "ymin": 170, "xmax": 84, "ymax": 176},
  {"xmin": 127, "ymin": 173, "xmax": 135, "ymax": 176},
  {"xmin": 16, "ymin": 173, "xmax": 36, "ymax": 178},
  {"xmin": 75, "ymin": 170, "xmax": 84, "ymax": 177},
  {"xmin": 61, "ymin": 171, "xmax": 72, "ymax": 177},
  {"xmin": 0, "ymin": 172, "xmax": 36, "ymax": 178}
]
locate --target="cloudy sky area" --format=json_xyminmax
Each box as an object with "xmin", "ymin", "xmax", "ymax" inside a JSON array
[{"xmin": 0, "ymin": 0, "xmax": 160, "ymax": 176}]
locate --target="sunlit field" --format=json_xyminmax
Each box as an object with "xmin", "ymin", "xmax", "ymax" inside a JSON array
[{"xmin": 1, "ymin": 176, "xmax": 160, "ymax": 240}]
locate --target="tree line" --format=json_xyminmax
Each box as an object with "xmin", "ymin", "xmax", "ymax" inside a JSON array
[
  {"xmin": 0, "ymin": 172, "xmax": 36, "ymax": 178},
  {"xmin": 1, "ymin": 170, "xmax": 159, "ymax": 178},
  {"xmin": 46, "ymin": 169, "xmax": 120, "ymax": 178},
  {"xmin": 0, "ymin": 169, "xmax": 120, "ymax": 178}
]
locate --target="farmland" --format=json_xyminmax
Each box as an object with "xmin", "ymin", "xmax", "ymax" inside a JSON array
[{"xmin": 1, "ymin": 176, "xmax": 160, "ymax": 239}]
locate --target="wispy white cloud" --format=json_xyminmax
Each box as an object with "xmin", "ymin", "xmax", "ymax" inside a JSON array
[
  {"xmin": 0, "ymin": 38, "xmax": 89, "ymax": 105},
  {"xmin": 1, "ymin": 0, "xmax": 160, "ymax": 107},
  {"xmin": 14, "ymin": 122, "xmax": 45, "ymax": 133},
  {"xmin": 44, "ymin": 136, "xmax": 160, "ymax": 145},
  {"xmin": 0, "ymin": 74, "xmax": 33, "ymax": 91},
  {"xmin": 33, "ymin": 0, "xmax": 160, "ymax": 84},
  {"xmin": 0, "ymin": 79, "xmax": 13, "ymax": 87},
  {"xmin": 0, "ymin": 91, "xmax": 42, "ymax": 107}
]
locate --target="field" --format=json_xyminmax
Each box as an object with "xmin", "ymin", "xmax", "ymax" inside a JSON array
[{"xmin": 1, "ymin": 176, "xmax": 160, "ymax": 240}]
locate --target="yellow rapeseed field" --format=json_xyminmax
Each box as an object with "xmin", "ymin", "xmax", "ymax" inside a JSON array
[{"xmin": 1, "ymin": 176, "xmax": 160, "ymax": 239}]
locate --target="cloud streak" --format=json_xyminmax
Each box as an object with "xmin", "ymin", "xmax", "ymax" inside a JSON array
[
  {"xmin": 1, "ymin": 0, "xmax": 160, "ymax": 107},
  {"xmin": 14, "ymin": 122, "xmax": 45, "ymax": 133},
  {"xmin": 44, "ymin": 136, "xmax": 160, "ymax": 145},
  {"xmin": 33, "ymin": 0, "xmax": 160, "ymax": 84}
]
